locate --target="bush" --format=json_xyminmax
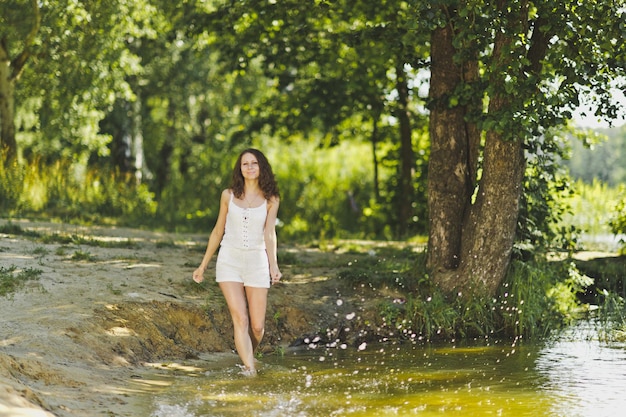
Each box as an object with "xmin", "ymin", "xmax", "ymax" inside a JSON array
[
  {"xmin": 0, "ymin": 155, "xmax": 25, "ymax": 215},
  {"xmin": 609, "ymin": 188, "xmax": 626, "ymax": 254},
  {"xmin": 14, "ymin": 159, "xmax": 156, "ymax": 225},
  {"xmin": 370, "ymin": 251, "xmax": 588, "ymax": 341}
]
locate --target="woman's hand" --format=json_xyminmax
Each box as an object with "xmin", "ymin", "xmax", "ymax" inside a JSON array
[
  {"xmin": 270, "ymin": 266, "xmax": 282, "ymax": 285},
  {"xmin": 192, "ymin": 267, "xmax": 205, "ymax": 283}
]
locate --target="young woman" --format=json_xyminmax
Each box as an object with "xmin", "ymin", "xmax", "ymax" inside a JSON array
[{"xmin": 192, "ymin": 148, "xmax": 282, "ymax": 375}]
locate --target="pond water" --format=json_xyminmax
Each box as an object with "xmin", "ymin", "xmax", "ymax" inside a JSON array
[{"xmin": 148, "ymin": 320, "xmax": 626, "ymax": 417}]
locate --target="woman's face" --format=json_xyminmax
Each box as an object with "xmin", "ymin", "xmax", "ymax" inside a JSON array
[{"xmin": 240, "ymin": 152, "xmax": 260, "ymax": 180}]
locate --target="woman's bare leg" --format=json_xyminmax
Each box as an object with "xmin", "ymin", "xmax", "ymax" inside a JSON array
[
  {"xmin": 245, "ymin": 286, "xmax": 269, "ymax": 351},
  {"xmin": 219, "ymin": 282, "xmax": 257, "ymax": 373}
]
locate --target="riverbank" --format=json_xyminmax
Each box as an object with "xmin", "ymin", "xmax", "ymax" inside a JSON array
[{"xmin": 1, "ymin": 219, "xmax": 402, "ymax": 416}]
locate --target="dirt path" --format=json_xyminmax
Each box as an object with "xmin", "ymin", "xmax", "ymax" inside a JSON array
[{"xmin": 0, "ymin": 219, "xmax": 383, "ymax": 416}]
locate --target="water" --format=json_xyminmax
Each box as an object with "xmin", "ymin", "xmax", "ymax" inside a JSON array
[
  {"xmin": 149, "ymin": 321, "xmax": 626, "ymax": 417},
  {"xmin": 535, "ymin": 322, "xmax": 626, "ymax": 417}
]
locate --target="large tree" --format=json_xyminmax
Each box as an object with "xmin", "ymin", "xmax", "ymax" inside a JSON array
[{"xmin": 426, "ymin": 0, "xmax": 625, "ymax": 296}]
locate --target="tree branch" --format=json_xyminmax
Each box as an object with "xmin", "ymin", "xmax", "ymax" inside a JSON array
[
  {"xmin": 10, "ymin": 0, "xmax": 41, "ymax": 81},
  {"xmin": 525, "ymin": 16, "xmax": 551, "ymax": 77}
]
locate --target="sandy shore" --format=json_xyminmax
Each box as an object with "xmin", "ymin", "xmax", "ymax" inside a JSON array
[{"xmin": 0, "ymin": 219, "xmax": 364, "ymax": 416}]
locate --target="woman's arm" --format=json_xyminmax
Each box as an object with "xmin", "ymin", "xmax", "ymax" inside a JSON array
[
  {"xmin": 192, "ymin": 189, "xmax": 230, "ymax": 283},
  {"xmin": 264, "ymin": 196, "xmax": 282, "ymax": 285}
]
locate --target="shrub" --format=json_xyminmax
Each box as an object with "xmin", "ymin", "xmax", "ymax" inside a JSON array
[
  {"xmin": 14, "ymin": 159, "xmax": 156, "ymax": 225},
  {"xmin": 609, "ymin": 188, "xmax": 626, "ymax": 255},
  {"xmin": 0, "ymin": 154, "xmax": 25, "ymax": 215},
  {"xmin": 368, "ymin": 251, "xmax": 588, "ymax": 341}
]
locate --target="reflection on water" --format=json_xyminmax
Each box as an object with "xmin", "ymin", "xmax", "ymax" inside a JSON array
[
  {"xmin": 150, "ymin": 321, "xmax": 626, "ymax": 417},
  {"xmin": 536, "ymin": 321, "xmax": 626, "ymax": 417}
]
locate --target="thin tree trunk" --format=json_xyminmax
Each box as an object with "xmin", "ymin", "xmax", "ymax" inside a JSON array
[
  {"xmin": 0, "ymin": 43, "xmax": 17, "ymax": 160},
  {"xmin": 371, "ymin": 114, "xmax": 380, "ymax": 202},
  {"xmin": 396, "ymin": 63, "xmax": 414, "ymax": 236},
  {"xmin": 131, "ymin": 98, "xmax": 145, "ymax": 184},
  {"xmin": 0, "ymin": 0, "xmax": 40, "ymax": 162}
]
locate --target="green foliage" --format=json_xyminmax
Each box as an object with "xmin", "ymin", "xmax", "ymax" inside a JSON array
[
  {"xmin": 597, "ymin": 291, "xmax": 626, "ymax": 342},
  {"xmin": 190, "ymin": 0, "xmax": 430, "ymax": 236},
  {"xmin": 564, "ymin": 180, "xmax": 624, "ymax": 250},
  {"xmin": 14, "ymin": 0, "xmax": 152, "ymax": 161},
  {"xmin": 4, "ymin": 136, "xmax": 422, "ymax": 240},
  {"xmin": 336, "ymin": 245, "xmax": 420, "ymax": 291},
  {"xmin": 576, "ymin": 256, "xmax": 626, "ymax": 301},
  {"xmin": 566, "ymin": 125, "xmax": 626, "ymax": 186},
  {"xmin": 0, "ymin": 154, "xmax": 24, "ymax": 215},
  {"xmin": 5, "ymin": 0, "xmax": 621, "ymax": 245},
  {"xmin": 573, "ymin": 256, "xmax": 626, "ymax": 342},
  {"xmin": 547, "ymin": 261, "xmax": 594, "ymax": 317},
  {"xmin": 0, "ymin": 222, "xmax": 39, "ymax": 238},
  {"xmin": 557, "ymin": 144, "xmax": 626, "ymax": 250},
  {"xmin": 12, "ymin": 159, "xmax": 157, "ymax": 225},
  {"xmin": 0, "ymin": 0, "xmax": 38, "ymax": 46},
  {"xmin": 277, "ymin": 250, "xmax": 299, "ymax": 266},
  {"xmin": 517, "ymin": 130, "xmax": 578, "ymax": 252},
  {"xmin": 0, "ymin": 222, "xmax": 140, "ymax": 251},
  {"xmin": 425, "ymin": 1, "xmax": 626, "ymax": 141},
  {"xmin": 359, "ymin": 249, "xmax": 586, "ymax": 341},
  {"xmin": 609, "ymin": 189, "xmax": 626, "ymax": 254},
  {"xmin": 267, "ymin": 140, "xmax": 397, "ymax": 240},
  {"xmin": 0, "ymin": 266, "xmax": 42, "ymax": 297},
  {"xmin": 197, "ymin": 0, "xmax": 429, "ymax": 135},
  {"xmin": 404, "ymin": 292, "xmax": 461, "ymax": 340},
  {"xmin": 71, "ymin": 250, "xmax": 95, "ymax": 262}
]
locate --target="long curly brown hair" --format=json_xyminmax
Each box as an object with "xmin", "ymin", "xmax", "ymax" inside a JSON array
[{"xmin": 230, "ymin": 148, "xmax": 280, "ymax": 200}]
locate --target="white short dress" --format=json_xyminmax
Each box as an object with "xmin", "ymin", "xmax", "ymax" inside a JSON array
[{"xmin": 216, "ymin": 192, "xmax": 270, "ymax": 288}]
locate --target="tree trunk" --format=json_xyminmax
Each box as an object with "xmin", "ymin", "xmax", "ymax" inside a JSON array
[
  {"xmin": 0, "ymin": 0, "xmax": 40, "ymax": 162},
  {"xmin": 427, "ymin": 22, "xmax": 474, "ymax": 272},
  {"xmin": 396, "ymin": 63, "xmax": 414, "ymax": 236},
  {"xmin": 131, "ymin": 98, "xmax": 146, "ymax": 184},
  {"xmin": 455, "ymin": 119, "xmax": 525, "ymax": 295},
  {"xmin": 371, "ymin": 113, "xmax": 380, "ymax": 202},
  {"xmin": 427, "ymin": 3, "xmax": 528, "ymax": 297},
  {"xmin": 0, "ymin": 43, "xmax": 17, "ymax": 161}
]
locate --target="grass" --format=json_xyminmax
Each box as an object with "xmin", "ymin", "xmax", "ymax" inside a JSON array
[
  {"xmin": 277, "ymin": 250, "xmax": 299, "ymax": 266},
  {"xmin": 32, "ymin": 246, "xmax": 49, "ymax": 256},
  {"xmin": 106, "ymin": 282, "xmax": 123, "ymax": 296},
  {"xmin": 335, "ymin": 244, "xmax": 424, "ymax": 293},
  {"xmin": 332, "ymin": 243, "xmax": 597, "ymax": 341},
  {"xmin": 1, "ymin": 222, "xmax": 138, "ymax": 249},
  {"xmin": 575, "ymin": 256, "xmax": 626, "ymax": 300},
  {"xmin": 0, "ymin": 223, "xmax": 41, "ymax": 238},
  {"xmin": 71, "ymin": 250, "xmax": 96, "ymax": 261},
  {"xmin": 0, "ymin": 266, "xmax": 43, "ymax": 297},
  {"xmin": 155, "ymin": 239, "xmax": 178, "ymax": 249}
]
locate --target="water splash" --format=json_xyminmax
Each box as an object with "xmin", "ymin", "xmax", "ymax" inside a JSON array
[
  {"xmin": 146, "ymin": 320, "xmax": 626, "ymax": 416},
  {"xmin": 152, "ymin": 403, "xmax": 195, "ymax": 417}
]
